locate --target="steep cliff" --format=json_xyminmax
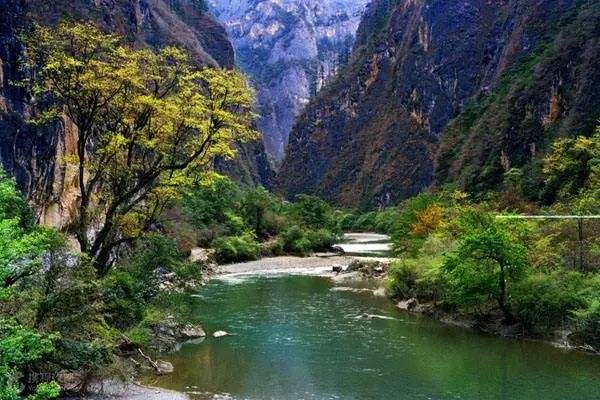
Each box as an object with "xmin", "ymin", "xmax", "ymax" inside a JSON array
[
  {"xmin": 209, "ymin": 0, "xmax": 369, "ymax": 163},
  {"xmin": 0, "ymin": 0, "xmax": 271, "ymax": 225},
  {"xmin": 279, "ymin": 0, "xmax": 600, "ymax": 207}
]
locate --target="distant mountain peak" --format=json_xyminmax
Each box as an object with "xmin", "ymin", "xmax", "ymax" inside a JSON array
[{"xmin": 209, "ymin": 0, "xmax": 369, "ymax": 163}]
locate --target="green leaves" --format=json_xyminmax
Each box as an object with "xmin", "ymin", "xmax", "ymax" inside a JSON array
[
  {"xmin": 25, "ymin": 23, "xmax": 259, "ymax": 274},
  {"xmin": 0, "ymin": 171, "xmax": 64, "ymax": 295},
  {"xmin": 0, "ymin": 321, "xmax": 59, "ymax": 400},
  {"xmin": 442, "ymin": 216, "xmax": 528, "ymax": 308}
]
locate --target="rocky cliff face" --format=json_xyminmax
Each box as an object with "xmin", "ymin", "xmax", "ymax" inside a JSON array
[
  {"xmin": 209, "ymin": 0, "xmax": 369, "ymax": 163},
  {"xmin": 0, "ymin": 0, "xmax": 271, "ymax": 226},
  {"xmin": 279, "ymin": 0, "xmax": 600, "ymax": 207}
]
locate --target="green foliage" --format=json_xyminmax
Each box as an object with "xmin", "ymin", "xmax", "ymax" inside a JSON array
[
  {"xmin": 0, "ymin": 321, "xmax": 58, "ymax": 400},
  {"xmin": 26, "ymin": 22, "xmax": 258, "ymax": 275},
  {"xmin": 442, "ymin": 214, "xmax": 528, "ymax": 318},
  {"xmin": 542, "ymin": 128, "xmax": 600, "ymax": 204},
  {"xmin": 0, "ymin": 170, "xmax": 63, "ymax": 295},
  {"xmin": 182, "ymin": 177, "xmax": 341, "ymax": 259},
  {"xmin": 386, "ymin": 234, "xmax": 450, "ymax": 302},
  {"xmin": 278, "ymin": 226, "xmax": 337, "ymax": 256},
  {"xmin": 573, "ymin": 299, "xmax": 600, "ymax": 349},
  {"xmin": 183, "ymin": 177, "xmax": 245, "ymax": 242},
  {"xmin": 391, "ymin": 192, "xmax": 446, "ymax": 257},
  {"xmin": 288, "ymin": 195, "xmax": 337, "ymax": 232},
  {"xmin": 512, "ymin": 272, "xmax": 586, "ymax": 333},
  {"xmin": 241, "ymin": 186, "xmax": 285, "ymax": 240},
  {"xmin": 212, "ymin": 233, "xmax": 260, "ymax": 264}
]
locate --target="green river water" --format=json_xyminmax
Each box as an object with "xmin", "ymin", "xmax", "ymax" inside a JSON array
[{"xmin": 142, "ymin": 274, "xmax": 600, "ymax": 400}]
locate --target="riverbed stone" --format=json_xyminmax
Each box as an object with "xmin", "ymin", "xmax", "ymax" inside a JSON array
[
  {"xmin": 180, "ymin": 324, "xmax": 206, "ymax": 339},
  {"xmin": 213, "ymin": 330, "xmax": 229, "ymax": 338},
  {"xmin": 156, "ymin": 360, "xmax": 174, "ymax": 374},
  {"xmin": 397, "ymin": 298, "xmax": 418, "ymax": 311}
]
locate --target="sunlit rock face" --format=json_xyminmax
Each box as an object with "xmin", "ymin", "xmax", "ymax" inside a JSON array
[
  {"xmin": 0, "ymin": 0, "xmax": 272, "ymax": 226},
  {"xmin": 209, "ymin": 0, "xmax": 369, "ymax": 163}
]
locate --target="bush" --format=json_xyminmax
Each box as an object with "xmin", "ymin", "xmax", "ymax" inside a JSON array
[
  {"xmin": 212, "ymin": 233, "xmax": 260, "ymax": 263},
  {"xmin": 512, "ymin": 272, "xmax": 586, "ymax": 333},
  {"xmin": 288, "ymin": 195, "xmax": 337, "ymax": 231},
  {"xmin": 278, "ymin": 226, "xmax": 337, "ymax": 255},
  {"xmin": 308, "ymin": 229, "xmax": 338, "ymax": 252},
  {"xmin": 573, "ymin": 300, "xmax": 600, "ymax": 350},
  {"xmin": 279, "ymin": 226, "xmax": 311, "ymax": 255},
  {"xmin": 386, "ymin": 260, "xmax": 421, "ymax": 299}
]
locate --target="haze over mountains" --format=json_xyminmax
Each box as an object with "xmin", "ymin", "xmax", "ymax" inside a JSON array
[{"xmin": 209, "ymin": 0, "xmax": 369, "ymax": 163}]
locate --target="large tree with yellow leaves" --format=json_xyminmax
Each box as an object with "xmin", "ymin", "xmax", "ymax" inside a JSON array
[{"xmin": 25, "ymin": 23, "xmax": 258, "ymax": 275}]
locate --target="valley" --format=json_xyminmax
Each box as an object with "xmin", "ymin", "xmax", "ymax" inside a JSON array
[{"xmin": 0, "ymin": 1, "xmax": 599, "ymax": 399}]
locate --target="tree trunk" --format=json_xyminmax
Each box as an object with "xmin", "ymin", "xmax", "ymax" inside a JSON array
[{"xmin": 498, "ymin": 264, "xmax": 514, "ymax": 323}]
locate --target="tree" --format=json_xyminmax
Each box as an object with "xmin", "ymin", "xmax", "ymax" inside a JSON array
[
  {"xmin": 25, "ymin": 23, "xmax": 258, "ymax": 275},
  {"xmin": 241, "ymin": 186, "xmax": 280, "ymax": 240},
  {"xmin": 442, "ymin": 215, "xmax": 528, "ymax": 321},
  {"xmin": 542, "ymin": 125, "xmax": 600, "ymax": 203},
  {"xmin": 0, "ymin": 170, "xmax": 62, "ymax": 291},
  {"xmin": 289, "ymin": 195, "xmax": 335, "ymax": 231},
  {"xmin": 0, "ymin": 321, "xmax": 60, "ymax": 400}
]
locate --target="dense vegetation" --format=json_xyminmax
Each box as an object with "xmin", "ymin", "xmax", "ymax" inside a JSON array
[
  {"xmin": 382, "ymin": 126, "xmax": 600, "ymax": 347},
  {"xmin": 0, "ymin": 22, "xmax": 262, "ymax": 399},
  {"xmin": 179, "ymin": 177, "xmax": 342, "ymax": 263},
  {"xmin": 2, "ymin": 8, "xmax": 600, "ymax": 400}
]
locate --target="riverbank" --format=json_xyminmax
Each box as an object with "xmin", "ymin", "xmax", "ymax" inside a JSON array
[
  {"xmin": 67, "ymin": 381, "xmax": 189, "ymax": 400},
  {"xmin": 136, "ymin": 272, "xmax": 600, "ymax": 399}
]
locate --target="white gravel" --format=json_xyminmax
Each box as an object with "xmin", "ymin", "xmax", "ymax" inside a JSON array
[{"xmin": 74, "ymin": 381, "xmax": 189, "ymax": 400}]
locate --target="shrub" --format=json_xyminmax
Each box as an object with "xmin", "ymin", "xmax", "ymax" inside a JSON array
[
  {"xmin": 308, "ymin": 229, "xmax": 338, "ymax": 252},
  {"xmin": 573, "ymin": 300, "xmax": 600, "ymax": 350},
  {"xmin": 279, "ymin": 226, "xmax": 311, "ymax": 255},
  {"xmin": 212, "ymin": 233, "xmax": 260, "ymax": 263},
  {"xmin": 512, "ymin": 272, "xmax": 586, "ymax": 333},
  {"xmin": 386, "ymin": 260, "xmax": 421, "ymax": 299},
  {"xmin": 289, "ymin": 195, "xmax": 337, "ymax": 231}
]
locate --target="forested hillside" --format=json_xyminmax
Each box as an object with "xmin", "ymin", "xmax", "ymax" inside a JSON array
[{"xmin": 280, "ymin": 0, "xmax": 600, "ymax": 208}]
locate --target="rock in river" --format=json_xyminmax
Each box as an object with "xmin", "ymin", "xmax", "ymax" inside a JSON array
[
  {"xmin": 156, "ymin": 360, "xmax": 174, "ymax": 375},
  {"xmin": 213, "ymin": 330, "xmax": 229, "ymax": 338},
  {"xmin": 180, "ymin": 324, "xmax": 206, "ymax": 339}
]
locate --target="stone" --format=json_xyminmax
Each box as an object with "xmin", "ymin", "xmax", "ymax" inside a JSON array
[
  {"xmin": 180, "ymin": 325, "xmax": 206, "ymax": 339},
  {"xmin": 156, "ymin": 360, "xmax": 174, "ymax": 374},
  {"xmin": 213, "ymin": 330, "xmax": 229, "ymax": 338},
  {"xmin": 397, "ymin": 298, "xmax": 418, "ymax": 311},
  {"xmin": 189, "ymin": 248, "xmax": 214, "ymax": 264},
  {"xmin": 332, "ymin": 265, "xmax": 343, "ymax": 273}
]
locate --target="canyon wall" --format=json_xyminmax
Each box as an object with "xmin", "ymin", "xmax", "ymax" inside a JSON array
[
  {"xmin": 0, "ymin": 0, "xmax": 271, "ymax": 226},
  {"xmin": 279, "ymin": 0, "xmax": 600, "ymax": 207},
  {"xmin": 209, "ymin": 0, "xmax": 369, "ymax": 163}
]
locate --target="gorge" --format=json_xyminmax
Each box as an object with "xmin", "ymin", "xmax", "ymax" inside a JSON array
[
  {"xmin": 208, "ymin": 0, "xmax": 370, "ymax": 164},
  {"xmin": 0, "ymin": 1, "xmax": 599, "ymax": 400}
]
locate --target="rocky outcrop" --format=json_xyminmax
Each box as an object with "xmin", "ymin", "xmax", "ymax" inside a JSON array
[
  {"xmin": 0, "ymin": 0, "xmax": 271, "ymax": 227},
  {"xmin": 279, "ymin": 0, "xmax": 600, "ymax": 207},
  {"xmin": 209, "ymin": 0, "xmax": 369, "ymax": 163}
]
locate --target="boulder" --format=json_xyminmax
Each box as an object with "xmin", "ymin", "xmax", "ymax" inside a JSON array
[
  {"xmin": 332, "ymin": 245, "xmax": 345, "ymax": 254},
  {"xmin": 180, "ymin": 324, "xmax": 206, "ymax": 339},
  {"xmin": 156, "ymin": 360, "xmax": 174, "ymax": 374},
  {"xmin": 213, "ymin": 330, "xmax": 229, "ymax": 338},
  {"xmin": 332, "ymin": 265, "xmax": 343, "ymax": 273},
  {"xmin": 397, "ymin": 298, "xmax": 418, "ymax": 311},
  {"xmin": 189, "ymin": 247, "xmax": 215, "ymax": 264}
]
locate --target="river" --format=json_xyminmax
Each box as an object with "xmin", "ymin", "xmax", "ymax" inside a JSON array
[{"xmin": 140, "ymin": 235, "xmax": 600, "ymax": 400}]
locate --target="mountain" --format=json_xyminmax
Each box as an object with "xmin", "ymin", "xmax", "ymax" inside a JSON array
[
  {"xmin": 279, "ymin": 0, "xmax": 600, "ymax": 208},
  {"xmin": 208, "ymin": 0, "xmax": 369, "ymax": 163},
  {"xmin": 0, "ymin": 0, "xmax": 271, "ymax": 226}
]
